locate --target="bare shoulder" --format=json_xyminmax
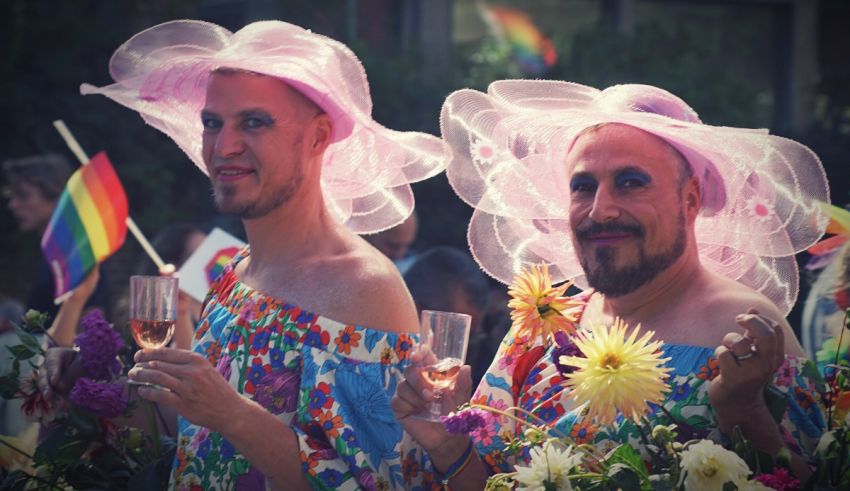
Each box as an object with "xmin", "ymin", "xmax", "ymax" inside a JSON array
[
  {"xmin": 319, "ymin": 242, "xmax": 419, "ymax": 335},
  {"xmin": 697, "ymin": 274, "xmax": 804, "ymax": 356}
]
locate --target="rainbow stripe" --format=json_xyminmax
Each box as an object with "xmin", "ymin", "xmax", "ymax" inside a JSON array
[
  {"xmin": 41, "ymin": 152, "xmax": 128, "ymax": 299},
  {"xmin": 206, "ymin": 246, "xmax": 240, "ymax": 285},
  {"xmin": 484, "ymin": 6, "xmax": 557, "ymax": 74}
]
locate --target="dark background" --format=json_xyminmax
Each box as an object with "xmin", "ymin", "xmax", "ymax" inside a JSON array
[{"xmin": 2, "ymin": 0, "xmax": 848, "ymax": 330}]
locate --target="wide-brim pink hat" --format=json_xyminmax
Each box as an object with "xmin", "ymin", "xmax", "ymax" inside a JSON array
[
  {"xmin": 441, "ymin": 80, "xmax": 830, "ymax": 314},
  {"xmin": 81, "ymin": 20, "xmax": 449, "ymax": 234}
]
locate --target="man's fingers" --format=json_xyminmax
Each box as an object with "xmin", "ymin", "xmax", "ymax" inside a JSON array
[
  {"xmin": 137, "ymin": 386, "xmax": 180, "ymax": 406},
  {"xmin": 128, "ymin": 366, "xmax": 185, "ymax": 393},
  {"xmin": 726, "ymin": 335, "xmax": 753, "ymax": 359},
  {"xmin": 135, "ymin": 347, "xmax": 197, "ymax": 364},
  {"xmin": 395, "ymin": 378, "xmax": 429, "ymax": 409},
  {"xmin": 390, "ymin": 392, "xmax": 420, "ymax": 419},
  {"xmin": 736, "ymin": 312, "xmax": 781, "ymax": 357},
  {"xmin": 772, "ymin": 321, "xmax": 785, "ymax": 369},
  {"xmin": 402, "ymin": 363, "xmax": 433, "ymax": 397},
  {"xmin": 714, "ymin": 345, "xmax": 739, "ymax": 372},
  {"xmin": 144, "ymin": 360, "xmax": 192, "ymax": 377}
]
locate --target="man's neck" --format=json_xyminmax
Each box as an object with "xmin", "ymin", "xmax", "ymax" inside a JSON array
[
  {"xmin": 241, "ymin": 192, "xmax": 338, "ymax": 273},
  {"xmin": 600, "ymin": 247, "xmax": 704, "ymax": 321}
]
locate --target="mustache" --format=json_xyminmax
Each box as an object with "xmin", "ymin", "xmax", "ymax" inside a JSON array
[{"xmin": 575, "ymin": 221, "xmax": 645, "ymax": 240}]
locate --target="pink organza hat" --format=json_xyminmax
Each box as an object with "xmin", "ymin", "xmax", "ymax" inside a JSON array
[
  {"xmin": 441, "ymin": 80, "xmax": 830, "ymax": 314},
  {"xmin": 81, "ymin": 20, "xmax": 449, "ymax": 234}
]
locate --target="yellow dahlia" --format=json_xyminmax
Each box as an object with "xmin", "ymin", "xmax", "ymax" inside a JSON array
[
  {"xmin": 507, "ymin": 263, "xmax": 583, "ymax": 342},
  {"xmin": 561, "ymin": 318, "xmax": 672, "ymax": 424}
]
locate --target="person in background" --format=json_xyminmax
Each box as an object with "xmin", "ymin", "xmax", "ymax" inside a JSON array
[
  {"xmin": 402, "ymin": 247, "xmax": 492, "ymax": 385},
  {"xmin": 2, "ymin": 154, "xmax": 110, "ymax": 321},
  {"xmin": 363, "ymin": 209, "xmax": 419, "ymax": 271}
]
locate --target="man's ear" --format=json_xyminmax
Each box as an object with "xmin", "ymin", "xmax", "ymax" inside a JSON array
[
  {"xmin": 684, "ymin": 176, "xmax": 701, "ymax": 219},
  {"xmin": 308, "ymin": 114, "xmax": 333, "ymax": 155}
]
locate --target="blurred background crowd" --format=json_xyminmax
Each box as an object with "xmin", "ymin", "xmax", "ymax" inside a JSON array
[{"xmin": 2, "ymin": 0, "xmax": 849, "ymax": 393}]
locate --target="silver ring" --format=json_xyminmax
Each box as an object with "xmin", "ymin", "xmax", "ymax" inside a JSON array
[{"xmin": 733, "ymin": 351, "xmax": 755, "ymax": 362}]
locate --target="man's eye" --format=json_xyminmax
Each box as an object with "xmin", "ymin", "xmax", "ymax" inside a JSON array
[
  {"xmin": 202, "ymin": 118, "xmax": 221, "ymax": 130},
  {"xmin": 615, "ymin": 172, "xmax": 651, "ymax": 189},
  {"xmin": 244, "ymin": 118, "xmax": 266, "ymax": 129},
  {"xmin": 570, "ymin": 178, "xmax": 597, "ymax": 193},
  {"xmin": 620, "ymin": 178, "xmax": 646, "ymax": 188}
]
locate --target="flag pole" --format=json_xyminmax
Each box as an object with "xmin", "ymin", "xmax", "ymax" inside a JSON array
[{"xmin": 53, "ymin": 120, "xmax": 166, "ymax": 271}]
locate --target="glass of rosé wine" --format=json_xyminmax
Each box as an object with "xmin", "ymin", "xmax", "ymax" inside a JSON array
[
  {"xmin": 414, "ymin": 310, "xmax": 471, "ymax": 422},
  {"xmin": 128, "ymin": 275, "xmax": 178, "ymax": 385}
]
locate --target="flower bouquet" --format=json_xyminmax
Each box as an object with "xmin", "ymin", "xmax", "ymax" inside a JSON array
[
  {"xmin": 441, "ymin": 264, "xmax": 850, "ymax": 490},
  {"xmin": 0, "ymin": 310, "xmax": 175, "ymax": 490}
]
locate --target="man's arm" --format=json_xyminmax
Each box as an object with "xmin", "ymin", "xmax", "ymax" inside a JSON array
[{"xmin": 709, "ymin": 309, "xmax": 813, "ymax": 481}]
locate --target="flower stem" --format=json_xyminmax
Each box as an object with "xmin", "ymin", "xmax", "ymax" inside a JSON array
[
  {"xmin": 145, "ymin": 400, "xmax": 161, "ymax": 455},
  {"xmin": 0, "ymin": 437, "xmax": 33, "ymax": 459}
]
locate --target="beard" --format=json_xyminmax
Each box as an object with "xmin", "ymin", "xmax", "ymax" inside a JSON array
[
  {"xmin": 576, "ymin": 212, "xmax": 687, "ymax": 297},
  {"xmin": 213, "ymin": 169, "xmax": 303, "ymax": 220}
]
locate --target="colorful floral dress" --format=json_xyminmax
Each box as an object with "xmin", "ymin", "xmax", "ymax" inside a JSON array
[
  {"xmin": 469, "ymin": 323, "xmax": 827, "ymax": 474},
  {"xmin": 170, "ymin": 248, "xmax": 417, "ymax": 490}
]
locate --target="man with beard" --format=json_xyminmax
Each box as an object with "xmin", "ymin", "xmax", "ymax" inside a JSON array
[
  {"xmin": 42, "ymin": 20, "xmax": 448, "ymax": 490},
  {"xmin": 392, "ymin": 82, "xmax": 829, "ymax": 487}
]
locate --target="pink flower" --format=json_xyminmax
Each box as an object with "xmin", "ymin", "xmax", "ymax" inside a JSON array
[
  {"xmin": 754, "ymin": 467, "xmax": 801, "ymax": 491},
  {"xmin": 18, "ymin": 370, "xmax": 62, "ymax": 423}
]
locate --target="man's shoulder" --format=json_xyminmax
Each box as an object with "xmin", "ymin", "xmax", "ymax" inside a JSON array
[
  {"xmin": 317, "ymin": 245, "xmax": 419, "ymax": 334},
  {"xmin": 699, "ymin": 274, "xmax": 783, "ymax": 318},
  {"xmin": 689, "ymin": 274, "xmax": 803, "ymax": 355}
]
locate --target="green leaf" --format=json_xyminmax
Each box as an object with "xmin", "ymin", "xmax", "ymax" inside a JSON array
[
  {"xmin": 5, "ymin": 345, "xmax": 36, "ymax": 361},
  {"xmin": 802, "ymin": 359, "xmax": 828, "ymax": 392},
  {"xmin": 12, "ymin": 323, "xmax": 44, "ymax": 354},
  {"xmin": 608, "ymin": 463, "xmax": 642, "ymax": 491},
  {"xmin": 67, "ymin": 406, "xmax": 100, "ymax": 439},
  {"xmin": 32, "ymin": 425, "xmax": 88, "ymax": 468},
  {"xmin": 606, "ymin": 443, "xmax": 650, "ymax": 479}
]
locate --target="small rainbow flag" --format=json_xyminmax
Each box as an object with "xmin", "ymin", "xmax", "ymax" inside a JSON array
[
  {"xmin": 41, "ymin": 152, "xmax": 128, "ymax": 299},
  {"xmin": 206, "ymin": 246, "xmax": 240, "ymax": 285},
  {"xmin": 483, "ymin": 5, "xmax": 557, "ymax": 74}
]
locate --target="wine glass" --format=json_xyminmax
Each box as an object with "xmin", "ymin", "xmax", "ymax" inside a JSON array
[
  {"xmin": 414, "ymin": 310, "xmax": 471, "ymax": 422},
  {"xmin": 128, "ymin": 276, "xmax": 178, "ymax": 385}
]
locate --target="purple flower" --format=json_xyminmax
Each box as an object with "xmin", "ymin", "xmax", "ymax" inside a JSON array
[
  {"xmin": 441, "ymin": 408, "xmax": 488, "ymax": 435},
  {"xmin": 234, "ymin": 467, "xmax": 266, "ymax": 491},
  {"xmin": 551, "ymin": 331, "xmax": 582, "ymax": 376},
  {"xmin": 252, "ymin": 368, "xmax": 300, "ymax": 414},
  {"xmin": 74, "ymin": 310, "xmax": 123, "ymax": 380},
  {"xmin": 69, "ymin": 378, "xmax": 128, "ymax": 418}
]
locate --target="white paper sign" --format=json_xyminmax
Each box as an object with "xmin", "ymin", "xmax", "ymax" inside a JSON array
[{"xmin": 177, "ymin": 228, "xmax": 245, "ymax": 302}]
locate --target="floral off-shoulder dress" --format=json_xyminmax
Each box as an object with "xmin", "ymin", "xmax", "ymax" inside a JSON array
[
  {"xmin": 169, "ymin": 248, "xmax": 417, "ymax": 491},
  {"xmin": 469, "ymin": 320, "xmax": 827, "ymax": 474}
]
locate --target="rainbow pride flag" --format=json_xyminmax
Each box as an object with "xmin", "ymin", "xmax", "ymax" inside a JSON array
[
  {"xmin": 41, "ymin": 152, "xmax": 128, "ymax": 299},
  {"xmin": 483, "ymin": 5, "xmax": 557, "ymax": 74}
]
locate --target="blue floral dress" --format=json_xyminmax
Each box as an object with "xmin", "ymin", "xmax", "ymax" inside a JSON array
[{"xmin": 169, "ymin": 248, "xmax": 417, "ymax": 490}]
